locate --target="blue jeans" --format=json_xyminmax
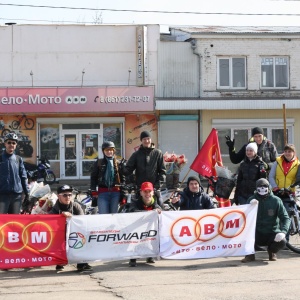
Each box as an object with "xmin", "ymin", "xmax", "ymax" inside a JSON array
[
  {"xmin": 98, "ymin": 191, "xmax": 120, "ymax": 214},
  {"xmin": 0, "ymin": 193, "xmax": 22, "ymax": 214}
]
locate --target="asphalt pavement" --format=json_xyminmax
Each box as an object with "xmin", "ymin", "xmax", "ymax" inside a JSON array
[{"xmin": 1, "ymin": 249, "xmax": 299, "ymax": 300}]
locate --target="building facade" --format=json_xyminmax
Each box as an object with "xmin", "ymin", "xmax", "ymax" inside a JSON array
[
  {"xmin": 0, "ymin": 24, "xmax": 160, "ymax": 180},
  {"xmin": 157, "ymin": 26, "xmax": 300, "ymax": 173}
]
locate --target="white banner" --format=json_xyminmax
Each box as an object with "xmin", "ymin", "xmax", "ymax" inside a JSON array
[
  {"xmin": 159, "ymin": 205, "xmax": 257, "ymax": 259},
  {"xmin": 67, "ymin": 211, "xmax": 159, "ymax": 263}
]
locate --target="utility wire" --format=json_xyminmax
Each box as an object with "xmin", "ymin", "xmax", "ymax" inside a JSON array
[{"xmin": 0, "ymin": 3, "xmax": 300, "ymax": 16}]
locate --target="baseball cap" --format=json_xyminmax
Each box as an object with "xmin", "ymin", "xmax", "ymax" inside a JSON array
[
  {"xmin": 140, "ymin": 182, "xmax": 154, "ymax": 191},
  {"xmin": 57, "ymin": 185, "xmax": 73, "ymax": 194}
]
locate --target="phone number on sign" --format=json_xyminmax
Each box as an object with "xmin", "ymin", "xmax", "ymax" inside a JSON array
[{"xmin": 95, "ymin": 95, "xmax": 151, "ymax": 103}]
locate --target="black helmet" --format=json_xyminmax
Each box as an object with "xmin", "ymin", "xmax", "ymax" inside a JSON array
[
  {"xmin": 102, "ymin": 141, "xmax": 115, "ymax": 151},
  {"xmin": 4, "ymin": 132, "xmax": 18, "ymax": 142}
]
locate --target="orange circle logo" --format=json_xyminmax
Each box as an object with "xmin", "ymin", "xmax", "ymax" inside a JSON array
[{"xmin": 0, "ymin": 221, "xmax": 53, "ymax": 253}]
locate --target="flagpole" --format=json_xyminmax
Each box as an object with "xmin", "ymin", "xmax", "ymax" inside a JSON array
[{"xmin": 178, "ymin": 168, "xmax": 192, "ymax": 189}]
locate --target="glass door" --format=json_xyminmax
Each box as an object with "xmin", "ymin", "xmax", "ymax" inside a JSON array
[
  {"xmin": 61, "ymin": 130, "xmax": 101, "ymax": 179},
  {"xmin": 80, "ymin": 132, "xmax": 101, "ymax": 178}
]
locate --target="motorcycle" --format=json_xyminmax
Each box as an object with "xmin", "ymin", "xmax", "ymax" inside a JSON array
[
  {"xmin": 24, "ymin": 156, "xmax": 57, "ymax": 185},
  {"xmin": 73, "ymin": 189, "xmax": 98, "ymax": 215}
]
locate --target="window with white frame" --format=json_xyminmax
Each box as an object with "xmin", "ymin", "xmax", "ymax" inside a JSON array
[
  {"xmin": 212, "ymin": 119, "xmax": 294, "ymax": 173},
  {"xmin": 261, "ymin": 57, "xmax": 289, "ymax": 88},
  {"xmin": 217, "ymin": 57, "xmax": 246, "ymax": 89}
]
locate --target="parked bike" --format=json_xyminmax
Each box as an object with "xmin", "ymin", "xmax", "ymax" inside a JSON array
[
  {"xmin": 73, "ymin": 189, "xmax": 98, "ymax": 215},
  {"xmin": 24, "ymin": 156, "xmax": 57, "ymax": 185},
  {"xmin": 275, "ymin": 182, "xmax": 300, "ymax": 254}
]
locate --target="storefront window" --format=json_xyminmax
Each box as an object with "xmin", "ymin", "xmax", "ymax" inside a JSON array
[
  {"xmin": 103, "ymin": 124, "xmax": 122, "ymax": 157},
  {"xmin": 40, "ymin": 124, "xmax": 60, "ymax": 159}
]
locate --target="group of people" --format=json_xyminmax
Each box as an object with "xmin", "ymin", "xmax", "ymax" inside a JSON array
[
  {"xmin": 0, "ymin": 126, "xmax": 297, "ymax": 269},
  {"xmin": 226, "ymin": 127, "xmax": 298, "ymax": 262}
]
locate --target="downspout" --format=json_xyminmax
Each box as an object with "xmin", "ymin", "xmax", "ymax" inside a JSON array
[{"xmin": 190, "ymin": 39, "xmax": 202, "ymax": 150}]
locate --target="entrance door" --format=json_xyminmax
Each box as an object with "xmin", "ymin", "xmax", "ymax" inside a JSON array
[{"xmin": 61, "ymin": 130, "xmax": 102, "ymax": 179}]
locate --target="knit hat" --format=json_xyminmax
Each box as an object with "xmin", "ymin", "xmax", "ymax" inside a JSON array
[
  {"xmin": 284, "ymin": 144, "xmax": 296, "ymax": 152},
  {"xmin": 140, "ymin": 182, "xmax": 154, "ymax": 191},
  {"xmin": 256, "ymin": 178, "xmax": 269, "ymax": 188},
  {"xmin": 140, "ymin": 131, "xmax": 151, "ymax": 141},
  {"xmin": 246, "ymin": 142, "xmax": 258, "ymax": 153},
  {"xmin": 187, "ymin": 176, "xmax": 201, "ymax": 186},
  {"xmin": 251, "ymin": 127, "xmax": 264, "ymax": 136}
]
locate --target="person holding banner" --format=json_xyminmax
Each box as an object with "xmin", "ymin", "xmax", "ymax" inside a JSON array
[
  {"xmin": 226, "ymin": 127, "xmax": 278, "ymax": 171},
  {"xmin": 242, "ymin": 178, "xmax": 290, "ymax": 263},
  {"xmin": 49, "ymin": 184, "xmax": 93, "ymax": 272},
  {"xmin": 233, "ymin": 142, "xmax": 267, "ymax": 205},
  {"xmin": 127, "ymin": 181, "xmax": 162, "ymax": 267},
  {"xmin": 171, "ymin": 176, "xmax": 215, "ymax": 210}
]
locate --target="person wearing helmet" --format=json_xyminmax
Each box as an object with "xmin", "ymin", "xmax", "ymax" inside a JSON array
[
  {"xmin": 0, "ymin": 133, "xmax": 30, "ymax": 214},
  {"xmin": 90, "ymin": 141, "xmax": 125, "ymax": 214}
]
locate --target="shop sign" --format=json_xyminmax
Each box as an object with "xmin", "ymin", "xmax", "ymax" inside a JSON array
[{"xmin": 0, "ymin": 87, "xmax": 154, "ymax": 113}]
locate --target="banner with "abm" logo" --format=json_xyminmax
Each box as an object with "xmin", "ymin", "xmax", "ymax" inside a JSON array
[{"xmin": 0, "ymin": 215, "xmax": 68, "ymax": 269}]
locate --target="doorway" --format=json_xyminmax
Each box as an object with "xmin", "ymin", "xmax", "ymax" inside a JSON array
[{"xmin": 61, "ymin": 130, "xmax": 101, "ymax": 179}]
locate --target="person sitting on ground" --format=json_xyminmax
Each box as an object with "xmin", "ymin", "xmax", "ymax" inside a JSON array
[
  {"xmin": 48, "ymin": 184, "xmax": 93, "ymax": 272},
  {"xmin": 171, "ymin": 176, "xmax": 216, "ymax": 210},
  {"xmin": 241, "ymin": 178, "xmax": 290, "ymax": 263},
  {"xmin": 127, "ymin": 181, "xmax": 162, "ymax": 267},
  {"xmin": 234, "ymin": 142, "xmax": 267, "ymax": 205},
  {"xmin": 226, "ymin": 127, "xmax": 278, "ymax": 172}
]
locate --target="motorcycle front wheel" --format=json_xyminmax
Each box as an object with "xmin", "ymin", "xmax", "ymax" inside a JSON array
[{"xmin": 44, "ymin": 172, "xmax": 56, "ymax": 185}]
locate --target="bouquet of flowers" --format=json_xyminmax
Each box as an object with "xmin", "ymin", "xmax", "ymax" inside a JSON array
[{"xmin": 163, "ymin": 152, "xmax": 187, "ymax": 175}]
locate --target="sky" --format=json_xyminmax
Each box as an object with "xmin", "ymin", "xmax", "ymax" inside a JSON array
[{"xmin": 0, "ymin": 0, "xmax": 300, "ymax": 32}]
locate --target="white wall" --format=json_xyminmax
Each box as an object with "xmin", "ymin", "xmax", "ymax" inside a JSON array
[
  {"xmin": 0, "ymin": 24, "xmax": 160, "ymax": 87},
  {"xmin": 196, "ymin": 37, "xmax": 300, "ymax": 98}
]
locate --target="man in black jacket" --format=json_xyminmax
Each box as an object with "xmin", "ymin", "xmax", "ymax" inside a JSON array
[
  {"xmin": 171, "ymin": 176, "xmax": 215, "ymax": 210},
  {"xmin": 226, "ymin": 127, "xmax": 278, "ymax": 171},
  {"xmin": 124, "ymin": 131, "xmax": 166, "ymax": 190}
]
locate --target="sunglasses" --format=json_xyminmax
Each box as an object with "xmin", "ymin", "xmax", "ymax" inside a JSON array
[
  {"xmin": 60, "ymin": 193, "xmax": 73, "ymax": 197},
  {"xmin": 6, "ymin": 141, "xmax": 17, "ymax": 145}
]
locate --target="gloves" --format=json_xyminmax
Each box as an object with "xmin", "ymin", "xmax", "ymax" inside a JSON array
[
  {"xmin": 250, "ymin": 199, "xmax": 258, "ymax": 205},
  {"xmin": 274, "ymin": 232, "xmax": 285, "ymax": 242},
  {"xmin": 24, "ymin": 194, "xmax": 30, "ymax": 203},
  {"xmin": 154, "ymin": 182, "xmax": 161, "ymax": 191},
  {"xmin": 21, "ymin": 195, "xmax": 31, "ymax": 213},
  {"xmin": 263, "ymin": 161, "xmax": 269, "ymax": 170},
  {"xmin": 225, "ymin": 136, "xmax": 235, "ymax": 150}
]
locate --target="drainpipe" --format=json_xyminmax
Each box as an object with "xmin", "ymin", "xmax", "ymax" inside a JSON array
[{"xmin": 190, "ymin": 39, "xmax": 202, "ymax": 150}]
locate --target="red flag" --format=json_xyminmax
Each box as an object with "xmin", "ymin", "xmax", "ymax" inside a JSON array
[{"xmin": 190, "ymin": 128, "xmax": 223, "ymax": 177}]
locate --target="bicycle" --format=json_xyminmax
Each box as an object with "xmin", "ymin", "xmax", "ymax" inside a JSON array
[
  {"xmin": 11, "ymin": 113, "xmax": 35, "ymax": 130},
  {"xmin": 275, "ymin": 182, "xmax": 300, "ymax": 254},
  {"xmin": 73, "ymin": 189, "xmax": 98, "ymax": 215}
]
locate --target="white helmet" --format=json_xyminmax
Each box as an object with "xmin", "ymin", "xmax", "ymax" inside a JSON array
[{"xmin": 4, "ymin": 132, "xmax": 18, "ymax": 142}]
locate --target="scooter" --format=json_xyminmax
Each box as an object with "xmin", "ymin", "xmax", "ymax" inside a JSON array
[{"xmin": 24, "ymin": 156, "xmax": 57, "ymax": 185}]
